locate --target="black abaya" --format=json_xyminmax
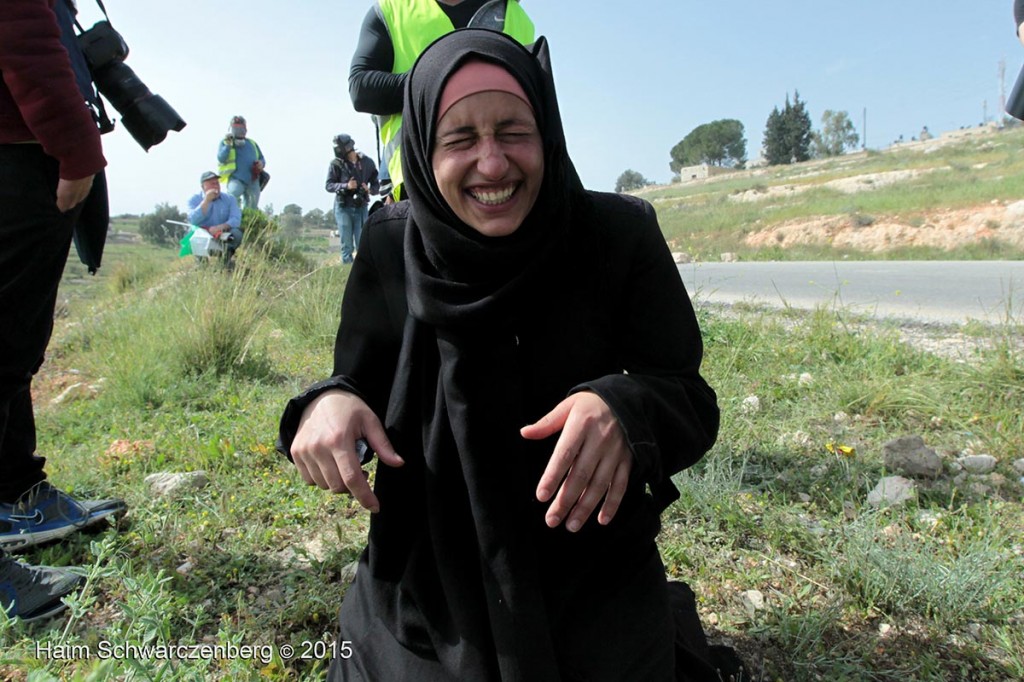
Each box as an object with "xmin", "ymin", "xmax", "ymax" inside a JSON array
[{"xmin": 279, "ymin": 30, "xmax": 720, "ymax": 682}]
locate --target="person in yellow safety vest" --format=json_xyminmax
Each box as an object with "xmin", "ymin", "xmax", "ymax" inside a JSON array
[
  {"xmin": 349, "ymin": 0, "xmax": 534, "ymax": 200},
  {"xmin": 217, "ymin": 115, "xmax": 266, "ymax": 211}
]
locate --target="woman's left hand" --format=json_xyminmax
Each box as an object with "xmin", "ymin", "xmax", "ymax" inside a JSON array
[{"xmin": 520, "ymin": 392, "xmax": 632, "ymax": 532}]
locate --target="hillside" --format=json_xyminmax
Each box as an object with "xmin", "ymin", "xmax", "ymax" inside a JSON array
[{"xmin": 637, "ymin": 123, "xmax": 1024, "ymax": 262}]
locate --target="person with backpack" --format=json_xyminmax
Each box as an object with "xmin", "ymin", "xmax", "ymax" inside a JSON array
[
  {"xmin": 326, "ymin": 134, "xmax": 379, "ymax": 264},
  {"xmin": 1, "ymin": 0, "xmax": 126, "ymax": 622},
  {"xmin": 217, "ymin": 115, "xmax": 265, "ymax": 211}
]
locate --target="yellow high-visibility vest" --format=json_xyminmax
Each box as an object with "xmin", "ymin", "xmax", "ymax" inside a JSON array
[
  {"xmin": 377, "ymin": 0, "xmax": 534, "ymax": 196},
  {"xmin": 218, "ymin": 139, "xmax": 262, "ymax": 185}
]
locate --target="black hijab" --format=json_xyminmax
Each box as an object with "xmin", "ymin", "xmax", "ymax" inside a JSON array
[
  {"xmin": 400, "ymin": 29, "xmax": 584, "ymax": 326},
  {"xmin": 377, "ymin": 30, "xmax": 587, "ymax": 681}
]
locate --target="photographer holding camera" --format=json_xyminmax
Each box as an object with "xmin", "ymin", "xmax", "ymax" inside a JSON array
[
  {"xmin": 325, "ymin": 134, "xmax": 378, "ymax": 264},
  {"xmin": 217, "ymin": 115, "xmax": 266, "ymax": 211}
]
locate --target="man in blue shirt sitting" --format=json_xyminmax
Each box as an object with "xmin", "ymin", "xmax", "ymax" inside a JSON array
[{"xmin": 188, "ymin": 171, "xmax": 243, "ymax": 266}]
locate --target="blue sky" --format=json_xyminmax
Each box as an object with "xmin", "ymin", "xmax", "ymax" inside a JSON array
[{"xmin": 78, "ymin": 1, "xmax": 1017, "ymax": 216}]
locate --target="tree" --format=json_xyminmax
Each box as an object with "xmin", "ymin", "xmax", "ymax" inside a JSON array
[
  {"xmin": 614, "ymin": 169, "xmax": 651, "ymax": 193},
  {"xmin": 303, "ymin": 207, "xmax": 327, "ymax": 228},
  {"xmin": 763, "ymin": 91, "xmax": 812, "ymax": 165},
  {"xmin": 670, "ymin": 119, "xmax": 746, "ymax": 172},
  {"xmin": 138, "ymin": 203, "xmax": 186, "ymax": 245},
  {"xmin": 281, "ymin": 203, "xmax": 302, "ymax": 217},
  {"xmin": 811, "ymin": 109, "xmax": 859, "ymax": 158}
]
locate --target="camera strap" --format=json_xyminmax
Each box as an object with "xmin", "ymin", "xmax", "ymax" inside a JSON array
[
  {"xmin": 60, "ymin": 0, "xmax": 114, "ymax": 133},
  {"xmin": 67, "ymin": 0, "xmax": 114, "ymax": 33}
]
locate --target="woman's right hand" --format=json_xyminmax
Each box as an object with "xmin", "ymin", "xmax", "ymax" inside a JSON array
[{"xmin": 290, "ymin": 390, "xmax": 403, "ymax": 512}]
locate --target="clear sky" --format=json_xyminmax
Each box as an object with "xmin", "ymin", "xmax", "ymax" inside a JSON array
[{"xmin": 77, "ymin": 0, "xmax": 1018, "ymax": 216}]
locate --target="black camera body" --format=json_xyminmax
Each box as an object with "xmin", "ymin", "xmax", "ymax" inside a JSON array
[
  {"xmin": 346, "ymin": 187, "xmax": 368, "ymax": 208},
  {"xmin": 77, "ymin": 20, "xmax": 185, "ymax": 150}
]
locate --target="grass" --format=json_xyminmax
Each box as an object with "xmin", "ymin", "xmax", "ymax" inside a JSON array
[{"xmin": 2, "ymin": 156, "xmax": 1024, "ymax": 679}]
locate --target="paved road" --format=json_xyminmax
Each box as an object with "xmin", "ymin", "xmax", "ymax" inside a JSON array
[{"xmin": 677, "ymin": 261, "xmax": 1024, "ymax": 325}]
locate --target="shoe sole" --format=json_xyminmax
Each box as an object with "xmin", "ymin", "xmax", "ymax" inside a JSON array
[
  {"xmin": 0, "ymin": 507, "xmax": 123, "ymax": 551},
  {"xmin": 13, "ymin": 598, "xmax": 72, "ymax": 624}
]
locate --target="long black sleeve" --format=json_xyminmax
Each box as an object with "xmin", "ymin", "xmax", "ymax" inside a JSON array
[
  {"xmin": 348, "ymin": 0, "xmax": 496, "ymax": 115},
  {"xmin": 573, "ymin": 197, "xmax": 719, "ymax": 509},
  {"xmin": 348, "ymin": 6, "xmax": 406, "ymax": 115},
  {"xmin": 1016, "ymin": 0, "xmax": 1024, "ymax": 30},
  {"xmin": 277, "ymin": 207, "xmax": 408, "ymax": 458}
]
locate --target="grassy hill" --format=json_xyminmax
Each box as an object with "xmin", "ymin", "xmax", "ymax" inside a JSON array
[
  {"xmin": 1, "ymin": 173, "xmax": 1022, "ymax": 681},
  {"xmin": 639, "ymin": 123, "xmax": 1024, "ymax": 262}
]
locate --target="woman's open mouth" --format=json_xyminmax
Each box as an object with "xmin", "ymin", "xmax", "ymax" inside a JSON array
[{"xmin": 468, "ymin": 183, "xmax": 518, "ymax": 206}]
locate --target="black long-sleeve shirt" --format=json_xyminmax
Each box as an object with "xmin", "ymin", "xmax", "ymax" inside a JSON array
[{"xmin": 348, "ymin": 0, "xmax": 492, "ymax": 115}]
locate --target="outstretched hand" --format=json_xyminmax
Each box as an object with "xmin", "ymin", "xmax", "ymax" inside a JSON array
[
  {"xmin": 521, "ymin": 392, "xmax": 631, "ymax": 532},
  {"xmin": 290, "ymin": 390, "xmax": 403, "ymax": 513}
]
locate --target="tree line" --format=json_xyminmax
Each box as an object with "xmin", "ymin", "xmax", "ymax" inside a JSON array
[
  {"xmin": 137, "ymin": 202, "xmax": 336, "ymax": 246},
  {"xmin": 615, "ymin": 91, "xmax": 860, "ymax": 193}
]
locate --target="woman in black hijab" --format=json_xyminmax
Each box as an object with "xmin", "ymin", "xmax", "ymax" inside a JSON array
[{"xmin": 279, "ymin": 29, "xmax": 720, "ymax": 681}]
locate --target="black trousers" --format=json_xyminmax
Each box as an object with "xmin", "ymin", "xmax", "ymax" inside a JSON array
[{"xmin": 0, "ymin": 144, "xmax": 80, "ymax": 503}]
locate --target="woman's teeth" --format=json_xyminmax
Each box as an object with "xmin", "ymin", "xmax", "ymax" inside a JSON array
[{"xmin": 470, "ymin": 185, "xmax": 516, "ymax": 205}]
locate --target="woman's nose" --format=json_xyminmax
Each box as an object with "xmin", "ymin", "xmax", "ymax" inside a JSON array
[{"xmin": 476, "ymin": 137, "xmax": 509, "ymax": 179}]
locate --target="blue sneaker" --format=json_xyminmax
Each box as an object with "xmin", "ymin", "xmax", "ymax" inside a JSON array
[
  {"xmin": 0, "ymin": 482, "xmax": 126, "ymax": 551},
  {"xmin": 0, "ymin": 552, "xmax": 84, "ymax": 623}
]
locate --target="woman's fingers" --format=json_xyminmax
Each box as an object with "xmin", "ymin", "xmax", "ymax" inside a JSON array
[
  {"xmin": 290, "ymin": 390, "xmax": 399, "ymax": 512},
  {"xmin": 532, "ymin": 392, "xmax": 632, "ymax": 532}
]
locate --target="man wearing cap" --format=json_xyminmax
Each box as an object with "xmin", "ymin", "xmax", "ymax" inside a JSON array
[
  {"xmin": 188, "ymin": 171, "xmax": 243, "ymax": 266},
  {"xmin": 326, "ymin": 134, "xmax": 379, "ymax": 264},
  {"xmin": 216, "ymin": 115, "xmax": 265, "ymax": 211}
]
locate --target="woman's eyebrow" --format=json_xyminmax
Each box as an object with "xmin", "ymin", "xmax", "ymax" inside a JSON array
[
  {"xmin": 437, "ymin": 117, "xmax": 536, "ymax": 138},
  {"xmin": 437, "ymin": 125, "xmax": 478, "ymax": 138}
]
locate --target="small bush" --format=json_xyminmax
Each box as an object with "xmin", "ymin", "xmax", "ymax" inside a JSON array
[{"xmin": 139, "ymin": 203, "xmax": 187, "ymax": 245}]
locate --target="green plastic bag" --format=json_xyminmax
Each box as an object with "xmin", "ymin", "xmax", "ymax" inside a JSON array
[{"xmin": 179, "ymin": 225, "xmax": 197, "ymax": 257}]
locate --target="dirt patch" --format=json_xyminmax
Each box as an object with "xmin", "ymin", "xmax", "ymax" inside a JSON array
[{"xmin": 745, "ymin": 202, "xmax": 1024, "ymax": 252}]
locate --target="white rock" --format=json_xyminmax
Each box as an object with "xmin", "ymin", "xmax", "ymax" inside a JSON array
[
  {"xmin": 957, "ymin": 454, "xmax": 997, "ymax": 475},
  {"xmin": 833, "ymin": 411, "xmax": 850, "ymax": 425},
  {"xmin": 671, "ymin": 252, "xmax": 692, "ymax": 264},
  {"xmin": 797, "ymin": 493, "xmax": 811, "ymax": 504},
  {"xmin": 741, "ymin": 395, "xmax": 761, "ymax": 414},
  {"xmin": 867, "ymin": 476, "xmax": 916, "ymax": 507},
  {"xmin": 798, "ymin": 372, "xmax": 814, "ymax": 387},
  {"xmin": 740, "ymin": 589, "xmax": 764, "ymax": 618},
  {"xmin": 1013, "ymin": 459, "xmax": 1024, "ymax": 476},
  {"xmin": 176, "ymin": 561, "xmax": 193, "ymax": 575},
  {"xmin": 145, "ymin": 471, "xmax": 210, "ymax": 497},
  {"xmin": 720, "ymin": 252, "xmax": 739, "ymax": 263},
  {"xmin": 878, "ymin": 623, "xmax": 893, "ymax": 636}
]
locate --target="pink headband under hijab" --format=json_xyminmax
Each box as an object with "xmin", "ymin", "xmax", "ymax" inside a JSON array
[{"xmin": 437, "ymin": 59, "xmax": 533, "ymax": 122}]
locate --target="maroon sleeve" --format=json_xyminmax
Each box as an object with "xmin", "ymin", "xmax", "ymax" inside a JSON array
[{"xmin": 0, "ymin": 0, "xmax": 105, "ymax": 179}]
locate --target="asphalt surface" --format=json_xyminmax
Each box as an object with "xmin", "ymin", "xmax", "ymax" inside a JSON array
[{"xmin": 677, "ymin": 261, "xmax": 1024, "ymax": 325}]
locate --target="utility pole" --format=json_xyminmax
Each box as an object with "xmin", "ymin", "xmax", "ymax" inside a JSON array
[
  {"xmin": 999, "ymin": 57, "xmax": 1007, "ymax": 115},
  {"xmin": 862, "ymin": 107, "xmax": 867, "ymax": 149}
]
